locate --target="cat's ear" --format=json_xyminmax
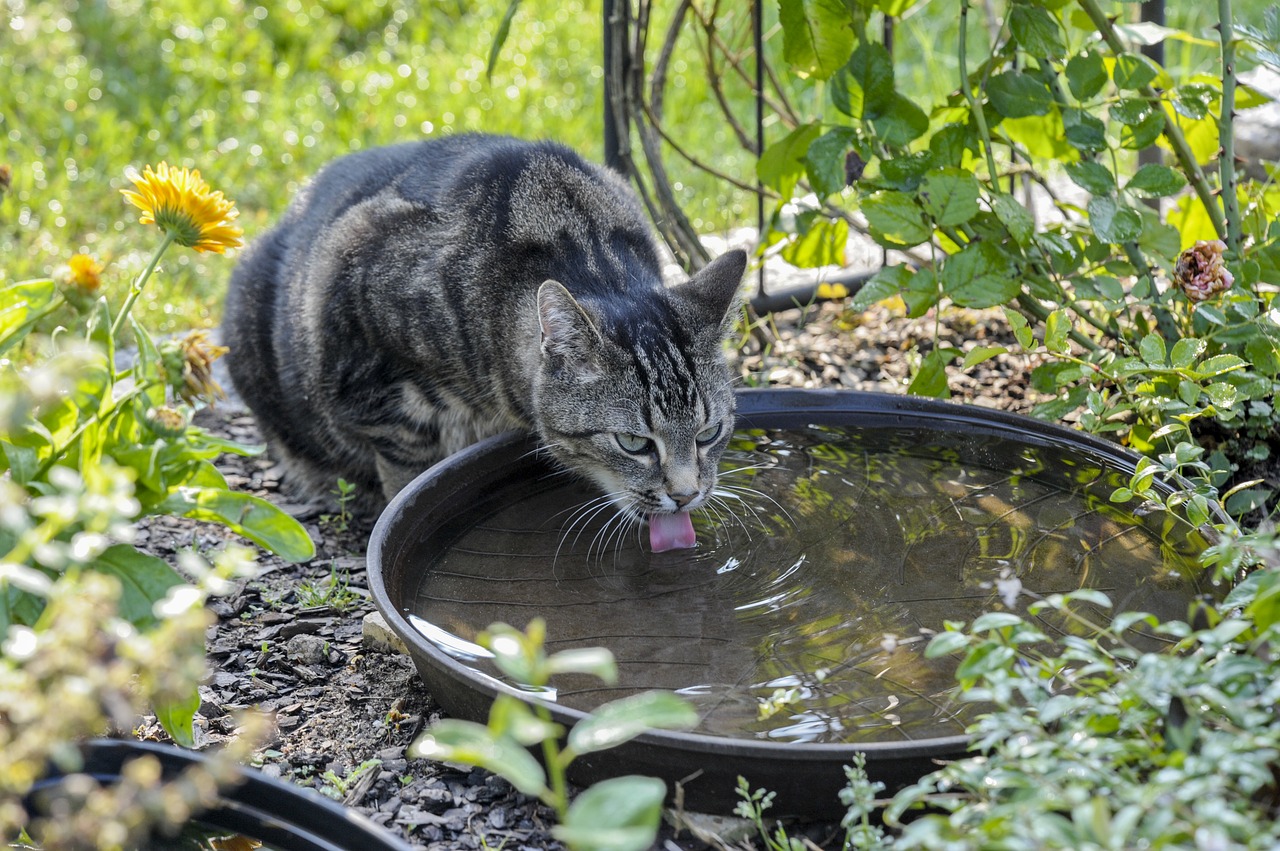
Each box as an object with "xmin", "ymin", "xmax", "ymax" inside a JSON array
[
  {"xmin": 673, "ymin": 249, "xmax": 747, "ymax": 327},
  {"xmin": 537, "ymin": 280, "xmax": 603, "ymax": 370}
]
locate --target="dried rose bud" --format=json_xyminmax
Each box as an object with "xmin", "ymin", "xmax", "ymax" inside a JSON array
[
  {"xmin": 844, "ymin": 151, "xmax": 866, "ymax": 186},
  {"xmin": 1174, "ymin": 239, "xmax": 1235, "ymax": 303}
]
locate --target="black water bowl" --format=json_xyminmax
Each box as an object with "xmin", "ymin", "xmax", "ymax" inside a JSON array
[
  {"xmin": 369, "ymin": 389, "xmax": 1216, "ymax": 817},
  {"xmin": 26, "ymin": 739, "xmax": 413, "ymax": 851}
]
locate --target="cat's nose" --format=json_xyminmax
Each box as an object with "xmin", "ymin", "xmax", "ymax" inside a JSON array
[{"xmin": 669, "ymin": 491, "xmax": 698, "ymax": 509}]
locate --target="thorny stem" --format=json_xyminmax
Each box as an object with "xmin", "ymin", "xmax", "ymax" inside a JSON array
[
  {"xmin": 1075, "ymin": 0, "xmax": 1227, "ymax": 241},
  {"xmin": 110, "ymin": 231, "xmax": 175, "ymax": 339},
  {"xmin": 960, "ymin": 0, "xmax": 1001, "ymax": 182},
  {"xmin": 1218, "ymin": 0, "xmax": 1243, "ymax": 256}
]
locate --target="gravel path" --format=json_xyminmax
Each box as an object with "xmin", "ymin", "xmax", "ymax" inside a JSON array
[{"xmin": 133, "ymin": 300, "xmax": 1044, "ymax": 850}]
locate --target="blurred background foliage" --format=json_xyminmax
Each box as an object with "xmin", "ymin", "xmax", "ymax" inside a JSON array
[{"xmin": 0, "ymin": 0, "xmax": 1269, "ymax": 333}]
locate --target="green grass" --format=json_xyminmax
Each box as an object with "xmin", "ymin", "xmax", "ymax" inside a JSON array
[{"xmin": 0, "ymin": 1, "xmax": 1269, "ymax": 332}]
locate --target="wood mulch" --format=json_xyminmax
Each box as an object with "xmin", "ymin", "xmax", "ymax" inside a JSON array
[{"xmin": 132, "ymin": 299, "xmax": 1044, "ymax": 850}]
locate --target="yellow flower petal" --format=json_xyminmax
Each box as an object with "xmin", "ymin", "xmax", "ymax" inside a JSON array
[{"xmin": 122, "ymin": 162, "xmax": 244, "ymax": 253}]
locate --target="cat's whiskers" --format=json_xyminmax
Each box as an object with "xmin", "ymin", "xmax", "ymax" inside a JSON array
[
  {"xmin": 716, "ymin": 481, "xmax": 795, "ymax": 528},
  {"xmin": 704, "ymin": 492, "xmax": 755, "ymax": 539},
  {"xmin": 551, "ymin": 492, "xmax": 630, "ymax": 569}
]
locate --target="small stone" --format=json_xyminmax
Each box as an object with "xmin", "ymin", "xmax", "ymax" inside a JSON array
[
  {"xmin": 362, "ymin": 611, "xmax": 409, "ymax": 655},
  {"xmin": 285, "ymin": 633, "xmax": 329, "ymax": 665}
]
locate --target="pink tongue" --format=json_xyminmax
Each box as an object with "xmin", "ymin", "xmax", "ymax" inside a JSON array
[{"xmin": 649, "ymin": 511, "xmax": 696, "ymax": 552}]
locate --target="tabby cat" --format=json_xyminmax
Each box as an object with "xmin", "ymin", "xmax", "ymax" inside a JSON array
[{"xmin": 223, "ymin": 134, "xmax": 746, "ymax": 551}]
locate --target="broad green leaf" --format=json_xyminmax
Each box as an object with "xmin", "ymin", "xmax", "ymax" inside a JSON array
[
  {"xmin": 990, "ymin": 193, "xmax": 1034, "ymax": 245},
  {"xmin": 878, "ymin": 151, "xmax": 936, "ymax": 191},
  {"xmin": 849, "ymin": 265, "xmax": 910, "ymax": 312},
  {"xmin": 1003, "ymin": 306, "xmax": 1034, "ymax": 349},
  {"xmin": 861, "ymin": 191, "xmax": 931, "ymax": 247},
  {"xmin": 963, "ymin": 345, "xmax": 1008, "ymax": 368},
  {"xmin": 902, "ymin": 267, "xmax": 940, "ymax": 317},
  {"xmin": 1197, "ymin": 354, "xmax": 1248, "ymax": 376},
  {"xmin": 872, "ymin": 93, "xmax": 929, "ymax": 147},
  {"xmin": 568, "ymin": 691, "xmax": 697, "ymax": 755},
  {"xmin": 157, "ymin": 488, "xmax": 315, "ymax": 562},
  {"xmin": 1065, "ymin": 51, "xmax": 1107, "ymax": 100},
  {"xmin": 155, "ymin": 685, "xmax": 202, "ymax": 748},
  {"xmin": 955, "ymin": 642, "xmax": 1016, "ymax": 681},
  {"xmin": 1139, "ymin": 333, "xmax": 1167, "ymax": 366},
  {"xmin": 1009, "ymin": 5, "xmax": 1065, "ymax": 57},
  {"xmin": 553, "ymin": 776, "xmax": 666, "ymax": 851},
  {"xmin": 971, "ymin": 612, "xmax": 1024, "ymax": 632},
  {"xmin": 1110, "ymin": 97, "xmax": 1152, "ymax": 126},
  {"xmin": 919, "ymin": 167, "xmax": 981, "ymax": 227},
  {"xmin": 1125, "ymin": 164, "xmax": 1187, "ymax": 198},
  {"xmin": 1088, "ymin": 196, "xmax": 1143, "ymax": 244},
  {"xmin": 925, "ymin": 630, "xmax": 969, "ymax": 658},
  {"xmin": 781, "ymin": 216, "xmax": 849, "ymax": 268},
  {"xmin": 985, "ymin": 71, "xmax": 1054, "ymax": 118},
  {"xmin": 1205, "ymin": 382, "xmax": 1239, "ymax": 408},
  {"xmin": 1065, "ymin": 161, "xmax": 1116, "ymax": 196},
  {"xmin": 412, "ymin": 721, "xmax": 546, "ymax": 795},
  {"xmin": 489, "ymin": 695, "xmax": 563, "ymax": 746},
  {"xmin": 1004, "ymin": 111, "xmax": 1075, "ymax": 160},
  {"xmin": 831, "ymin": 41, "xmax": 895, "ymax": 119},
  {"xmin": 1120, "ymin": 109, "xmax": 1165, "ymax": 150},
  {"xmin": 1170, "ymin": 337, "xmax": 1206, "ymax": 369},
  {"xmin": 91, "ymin": 544, "xmax": 187, "ymax": 629},
  {"xmin": 547, "ymin": 647, "xmax": 618, "ymax": 682},
  {"xmin": 929, "ymin": 123, "xmax": 970, "ymax": 167},
  {"xmin": 941, "ymin": 242, "xmax": 1020, "ymax": 308},
  {"xmin": 907, "ymin": 348, "xmax": 954, "ymax": 398},
  {"xmin": 1063, "ymin": 108, "xmax": 1107, "ymax": 151},
  {"xmin": 804, "ymin": 127, "xmax": 858, "ymax": 198},
  {"xmin": 757, "ymin": 123, "xmax": 822, "ymax": 200},
  {"xmin": 1113, "ymin": 53, "xmax": 1159, "ymax": 90},
  {"xmin": 779, "ymin": 0, "xmax": 854, "ymax": 81},
  {"xmin": 1045, "ymin": 310, "xmax": 1070, "ymax": 354},
  {"xmin": 0, "ymin": 279, "xmax": 59, "ymax": 355}
]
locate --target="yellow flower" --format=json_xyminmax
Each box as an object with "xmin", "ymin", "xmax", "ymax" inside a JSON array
[
  {"xmin": 67, "ymin": 254, "xmax": 104, "ymax": 294},
  {"xmin": 121, "ymin": 163, "xmax": 244, "ymax": 254},
  {"xmin": 161, "ymin": 330, "xmax": 229, "ymax": 406}
]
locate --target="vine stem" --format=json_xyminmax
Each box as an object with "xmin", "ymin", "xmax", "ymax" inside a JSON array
[
  {"xmin": 959, "ymin": 0, "xmax": 1001, "ymax": 181},
  {"xmin": 1074, "ymin": 0, "xmax": 1227, "ymax": 241},
  {"xmin": 110, "ymin": 232, "xmax": 175, "ymax": 339},
  {"xmin": 1218, "ymin": 0, "xmax": 1243, "ymax": 255}
]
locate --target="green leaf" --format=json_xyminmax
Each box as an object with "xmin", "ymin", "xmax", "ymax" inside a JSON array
[
  {"xmin": 781, "ymin": 216, "xmax": 849, "ymax": 268},
  {"xmin": 1009, "ymin": 5, "xmax": 1065, "ymax": 57},
  {"xmin": 941, "ymin": 241, "xmax": 1020, "ymax": 308},
  {"xmin": 925, "ymin": 630, "xmax": 969, "ymax": 658},
  {"xmin": 547, "ymin": 647, "xmax": 618, "ymax": 682},
  {"xmin": 154, "ymin": 685, "xmax": 202, "ymax": 748},
  {"xmin": 985, "ymin": 71, "xmax": 1054, "ymax": 118},
  {"xmin": 902, "ymin": 267, "xmax": 939, "ymax": 317},
  {"xmin": 1125, "ymin": 164, "xmax": 1188, "ymax": 198},
  {"xmin": 918, "ymin": 167, "xmax": 982, "ymax": 227},
  {"xmin": 1065, "ymin": 51, "xmax": 1108, "ymax": 100},
  {"xmin": 1120, "ymin": 109, "xmax": 1165, "ymax": 150},
  {"xmin": 1003, "ymin": 306, "xmax": 1034, "ymax": 349},
  {"xmin": 1113, "ymin": 53, "xmax": 1159, "ymax": 90},
  {"xmin": 568, "ymin": 692, "xmax": 697, "ymax": 755},
  {"xmin": 804, "ymin": 127, "xmax": 858, "ymax": 198},
  {"xmin": 1204, "ymin": 382, "xmax": 1238, "ymax": 408},
  {"xmin": 91, "ymin": 544, "xmax": 186, "ymax": 629},
  {"xmin": 412, "ymin": 721, "xmax": 546, "ymax": 796},
  {"xmin": 907, "ymin": 348, "xmax": 954, "ymax": 398},
  {"xmin": 991, "ymin": 193, "xmax": 1034, "ymax": 245},
  {"xmin": 1065, "ymin": 161, "xmax": 1116, "ymax": 196},
  {"xmin": 1197, "ymin": 354, "xmax": 1248, "ymax": 376},
  {"xmin": 0, "ymin": 279, "xmax": 59, "ymax": 355},
  {"xmin": 929, "ymin": 123, "xmax": 970, "ymax": 167},
  {"xmin": 758, "ymin": 123, "xmax": 822, "ymax": 200},
  {"xmin": 1139, "ymin": 333, "xmax": 1167, "ymax": 366},
  {"xmin": 1170, "ymin": 337, "xmax": 1206, "ymax": 369},
  {"xmin": 955, "ymin": 642, "xmax": 1016, "ymax": 681},
  {"xmin": 962, "ymin": 345, "xmax": 1008, "ymax": 368},
  {"xmin": 831, "ymin": 41, "xmax": 895, "ymax": 118},
  {"xmin": 971, "ymin": 612, "xmax": 1024, "ymax": 632},
  {"xmin": 872, "ymin": 93, "xmax": 929, "ymax": 147},
  {"xmin": 849, "ymin": 265, "xmax": 909, "ymax": 312},
  {"xmin": 485, "ymin": 0, "xmax": 522, "ymax": 79},
  {"xmin": 553, "ymin": 776, "xmax": 666, "ymax": 851},
  {"xmin": 1045, "ymin": 309, "xmax": 1070, "ymax": 353},
  {"xmin": 861, "ymin": 191, "xmax": 932, "ymax": 247},
  {"xmin": 489, "ymin": 695, "xmax": 563, "ymax": 746},
  {"xmin": 1063, "ymin": 108, "xmax": 1107, "ymax": 151},
  {"xmin": 779, "ymin": 0, "xmax": 854, "ymax": 81},
  {"xmin": 1088, "ymin": 196, "xmax": 1143, "ymax": 244},
  {"xmin": 157, "ymin": 488, "xmax": 315, "ymax": 562}
]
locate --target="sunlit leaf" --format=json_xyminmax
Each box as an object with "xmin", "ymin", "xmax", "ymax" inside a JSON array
[
  {"xmin": 779, "ymin": 0, "xmax": 854, "ymax": 81},
  {"xmin": 155, "ymin": 685, "xmax": 202, "ymax": 748},
  {"xmin": 91, "ymin": 544, "xmax": 187, "ymax": 629},
  {"xmin": 553, "ymin": 776, "xmax": 666, "ymax": 851},
  {"xmin": 156, "ymin": 488, "xmax": 315, "ymax": 562},
  {"xmin": 412, "ymin": 720, "xmax": 546, "ymax": 796},
  {"xmin": 568, "ymin": 692, "xmax": 697, "ymax": 755}
]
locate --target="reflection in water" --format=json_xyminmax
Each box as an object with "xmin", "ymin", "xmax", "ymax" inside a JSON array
[{"xmin": 410, "ymin": 425, "xmax": 1213, "ymax": 745}]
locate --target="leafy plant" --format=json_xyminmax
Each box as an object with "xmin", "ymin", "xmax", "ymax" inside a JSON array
[
  {"xmin": 321, "ymin": 477, "xmax": 358, "ymax": 533},
  {"xmin": 410, "ymin": 618, "xmax": 698, "ymax": 851},
  {"xmin": 0, "ymin": 161, "xmax": 314, "ymax": 743},
  {"xmin": 295, "ymin": 564, "xmax": 363, "ymax": 613},
  {"xmin": 756, "ymin": 0, "xmax": 1280, "ymax": 523},
  {"xmin": 319, "ymin": 758, "xmax": 383, "ymax": 800}
]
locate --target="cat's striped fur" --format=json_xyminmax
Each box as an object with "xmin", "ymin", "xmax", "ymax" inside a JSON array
[{"xmin": 223, "ymin": 134, "xmax": 746, "ymax": 519}]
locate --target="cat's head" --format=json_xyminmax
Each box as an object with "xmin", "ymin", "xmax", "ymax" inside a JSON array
[{"xmin": 532, "ymin": 249, "xmax": 747, "ymax": 523}]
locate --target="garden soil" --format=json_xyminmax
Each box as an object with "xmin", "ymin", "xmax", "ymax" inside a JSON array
[{"xmin": 132, "ymin": 300, "xmax": 1047, "ymax": 851}]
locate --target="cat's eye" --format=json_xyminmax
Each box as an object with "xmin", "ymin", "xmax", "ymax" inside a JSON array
[
  {"xmin": 615, "ymin": 432, "xmax": 653, "ymax": 455},
  {"xmin": 696, "ymin": 422, "xmax": 723, "ymax": 445}
]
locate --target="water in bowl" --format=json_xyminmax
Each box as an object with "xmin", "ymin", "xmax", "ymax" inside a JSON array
[{"xmin": 409, "ymin": 424, "xmax": 1213, "ymax": 746}]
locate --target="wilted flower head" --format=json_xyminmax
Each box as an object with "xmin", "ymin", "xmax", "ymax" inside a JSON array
[
  {"xmin": 1174, "ymin": 239, "xmax": 1235, "ymax": 303},
  {"xmin": 144, "ymin": 405, "xmax": 190, "ymax": 440},
  {"xmin": 121, "ymin": 163, "xmax": 243, "ymax": 253},
  {"xmin": 160, "ymin": 330, "xmax": 228, "ymax": 406}
]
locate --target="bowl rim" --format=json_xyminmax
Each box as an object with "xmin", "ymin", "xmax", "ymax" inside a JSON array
[{"xmin": 368, "ymin": 387, "xmax": 1206, "ymax": 762}]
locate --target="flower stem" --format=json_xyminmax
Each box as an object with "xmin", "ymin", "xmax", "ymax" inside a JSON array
[
  {"xmin": 959, "ymin": 0, "xmax": 1000, "ymax": 182},
  {"xmin": 110, "ymin": 232, "xmax": 175, "ymax": 339},
  {"xmin": 537, "ymin": 704, "xmax": 569, "ymax": 820},
  {"xmin": 1218, "ymin": 0, "xmax": 1243, "ymax": 256},
  {"xmin": 1075, "ymin": 0, "xmax": 1227, "ymax": 241}
]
